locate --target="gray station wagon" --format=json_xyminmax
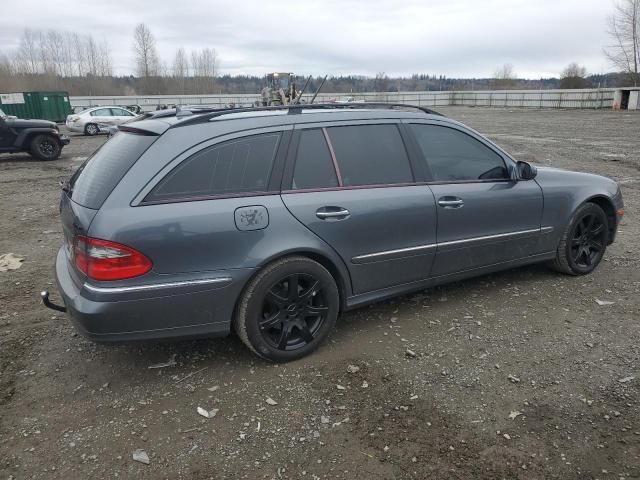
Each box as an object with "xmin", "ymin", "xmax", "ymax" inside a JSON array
[{"xmin": 43, "ymin": 103, "xmax": 624, "ymax": 361}]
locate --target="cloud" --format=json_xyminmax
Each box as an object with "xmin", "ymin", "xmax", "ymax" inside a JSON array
[{"xmin": 0, "ymin": 0, "xmax": 614, "ymax": 78}]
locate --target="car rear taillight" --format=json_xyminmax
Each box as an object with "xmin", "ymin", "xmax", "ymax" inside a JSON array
[{"xmin": 73, "ymin": 235, "xmax": 152, "ymax": 281}]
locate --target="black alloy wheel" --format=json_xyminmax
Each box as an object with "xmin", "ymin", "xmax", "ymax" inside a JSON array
[
  {"xmin": 550, "ymin": 202, "xmax": 609, "ymax": 275},
  {"xmin": 235, "ymin": 256, "xmax": 339, "ymax": 362},
  {"xmin": 259, "ymin": 273, "xmax": 329, "ymax": 351},
  {"xmin": 570, "ymin": 213, "xmax": 607, "ymax": 268}
]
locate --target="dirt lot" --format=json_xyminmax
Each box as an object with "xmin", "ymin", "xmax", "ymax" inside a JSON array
[{"xmin": 0, "ymin": 107, "xmax": 638, "ymax": 479}]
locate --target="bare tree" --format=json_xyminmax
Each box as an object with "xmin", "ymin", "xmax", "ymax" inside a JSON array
[
  {"xmin": 560, "ymin": 62, "xmax": 590, "ymax": 89},
  {"xmin": 0, "ymin": 51, "xmax": 13, "ymax": 76},
  {"xmin": 190, "ymin": 48, "xmax": 218, "ymax": 77},
  {"xmin": 133, "ymin": 23, "xmax": 159, "ymax": 77},
  {"xmin": 96, "ymin": 40, "xmax": 113, "ymax": 76},
  {"xmin": 201, "ymin": 48, "xmax": 218, "ymax": 78},
  {"xmin": 0, "ymin": 51, "xmax": 17, "ymax": 91},
  {"xmin": 72, "ymin": 32, "xmax": 87, "ymax": 76},
  {"xmin": 172, "ymin": 47, "xmax": 188, "ymax": 78},
  {"xmin": 495, "ymin": 63, "xmax": 514, "ymax": 78},
  {"xmin": 0, "ymin": 51, "xmax": 11, "ymax": 69},
  {"xmin": 86, "ymin": 35, "xmax": 101, "ymax": 76},
  {"xmin": 15, "ymin": 29, "xmax": 40, "ymax": 74},
  {"xmin": 190, "ymin": 48, "xmax": 218, "ymax": 92},
  {"xmin": 9, "ymin": 28, "xmax": 113, "ymax": 79},
  {"xmin": 45, "ymin": 30, "xmax": 66, "ymax": 76},
  {"xmin": 190, "ymin": 50, "xmax": 199, "ymax": 76},
  {"xmin": 60, "ymin": 32, "xmax": 75, "ymax": 77},
  {"xmin": 492, "ymin": 63, "xmax": 517, "ymax": 89},
  {"xmin": 171, "ymin": 48, "xmax": 188, "ymax": 93},
  {"xmin": 605, "ymin": 0, "xmax": 640, "ymax": 86},
  {"xmin": 373, "ymin": 72, "xmax": 390, "ymax": 92}
]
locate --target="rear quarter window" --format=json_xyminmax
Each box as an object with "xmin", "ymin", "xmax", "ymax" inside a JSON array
[
  {"xmin": 69, "ymin": 132, "xmax": 157, "ymax": 209},
  {"xmin": 145, "ymin": 132, "xmax": 281, "ymax": 203}
]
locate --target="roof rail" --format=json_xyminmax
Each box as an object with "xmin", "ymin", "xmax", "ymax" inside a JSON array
[
  {"xmin": 290, "ymin": 102, "xmax": 444, "ymax": 116},
  {"xmin": 174, "ymin": 102, "xmax": 444, "ymax": 126}
]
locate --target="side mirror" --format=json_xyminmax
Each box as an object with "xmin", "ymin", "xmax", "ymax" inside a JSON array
[{"xmin": 517, "ymin": 161, "xmax": 537, "ymax": 180}]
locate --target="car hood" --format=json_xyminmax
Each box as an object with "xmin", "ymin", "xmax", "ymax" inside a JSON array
[{"xmin": 5, "ymin": 118, "xmax": 57, "ymax": 129}]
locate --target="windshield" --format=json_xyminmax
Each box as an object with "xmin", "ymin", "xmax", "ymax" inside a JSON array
[{"xmin": 278, "ymin": 76, "xmax": 290, "ymax": 89}]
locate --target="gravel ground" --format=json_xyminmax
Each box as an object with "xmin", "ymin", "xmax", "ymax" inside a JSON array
[{"xmin": 0, "ymin": 107, "xmax": 638, "ymax": 479}]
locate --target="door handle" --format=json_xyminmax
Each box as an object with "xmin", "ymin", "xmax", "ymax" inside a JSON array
[
  {"xmin": 438, "ymin": 197, "xmax": 464, "ymax": 208},
  {"xmin": 316, "ymin": 208, "xmax": 350, "ymax": 220}
]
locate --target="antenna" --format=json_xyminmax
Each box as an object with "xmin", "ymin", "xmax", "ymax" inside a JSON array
[
  {"xmin": 175, "ymin": 105, "xmax": 193, "ymax": 118},
  {"xmin": 294, "ymin": 75, "xmax": 312, "ymax": 104},
  {"xmin": 309, "ymin": 75, "xmax": 328, "ymax": 104}
]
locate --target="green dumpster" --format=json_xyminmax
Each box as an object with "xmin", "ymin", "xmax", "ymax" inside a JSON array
[{"xmin": 0, "ymin": 91, "xmax": 72, "ymax": 122}]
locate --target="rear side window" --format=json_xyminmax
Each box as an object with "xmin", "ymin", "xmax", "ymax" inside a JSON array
[
  {"xmin": 292, "ymin": 129, "xmax": 338, "ymax": 189},
  {"xmin": 146, "ymin": 133, "xmax": 281, "ymax": 202},
  {"xmin": 326, "ymin": 124, "xmax": 413, "ymax": 186},
  {"xmin": 90, "ymin": 108, "xmax": 111, "ymax": 116},
  {"xmin": 410, "ymin": 124, "xmax": 508, "ymax": 181},
  {"xmin": 69, "ymin": 132, "xmax": 157, "ymax": 209}
]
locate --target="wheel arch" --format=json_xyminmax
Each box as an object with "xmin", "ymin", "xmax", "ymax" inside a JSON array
[
  {"xmin": 584, "ymin": 195, "xmax": 616, "ymax": 243},
  {"xmin": 296, "ymin": 250, "xmax": 349, "ymax": 311},
  {"xmin": 240, "ymin": 248, "xmax": 352, "ymax": 313},
  {"xmin": 14, "ymin": 128, "xmax": 58, "ymax": 148}
]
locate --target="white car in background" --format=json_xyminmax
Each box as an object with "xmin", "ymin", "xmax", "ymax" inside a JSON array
[{"xmin": 66, "ymin": 106, "xmax": 136, "ymax": 135}]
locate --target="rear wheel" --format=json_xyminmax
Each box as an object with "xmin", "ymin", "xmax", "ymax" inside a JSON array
[
  {"xmin": 84, "ymin": 123, "xmax": 99, "ymax": 136},
  {"xmin": 30, "ymin": 134, "xmax": 61, "ymax": 160},
  {"xmin": 235, "ymin": 256, "xmax": 339, "ymax": 362},
  {"xmin": 550, "ymin": 203, "xmax": 608, "ymax": 275}
]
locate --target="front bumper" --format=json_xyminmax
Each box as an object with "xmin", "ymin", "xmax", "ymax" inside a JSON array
[
  {"xmin": 609, "ymin": 186, "xmax": 625, "ymax": 244},
  {"xmin": 65, "ymin": 122, "xmax": 84, "ymax": 133},
  {"xmin": 53, "ymin": 247, "xmax": 250, "ymax": 342}
]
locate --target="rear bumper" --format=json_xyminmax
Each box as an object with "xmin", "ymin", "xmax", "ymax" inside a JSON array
[{"xmin": 54, "ymin": 247, "xmax": 252, "ymax": 342}]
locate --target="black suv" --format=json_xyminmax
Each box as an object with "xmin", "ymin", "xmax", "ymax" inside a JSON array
[{"xmin": 0, "ymin": 107, "xmax": 70, "ymax": 160}]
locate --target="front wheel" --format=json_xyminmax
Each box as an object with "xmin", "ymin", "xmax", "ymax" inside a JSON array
[
  {"xmin": 30, "ymin": 134, "xmax": 61, "ymax": 160},
  {"xmin": 549, "ymin": 203, "xmax": 608, "ymax": 275},
  {"xmin": 234, "ymin": 256, "xmax": 339, "ymax": 362}
]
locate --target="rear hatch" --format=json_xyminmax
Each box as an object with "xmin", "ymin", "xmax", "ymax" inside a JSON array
[{"xmin": 60, "ymin": 130, "xmax": 159, "ymax": 282}]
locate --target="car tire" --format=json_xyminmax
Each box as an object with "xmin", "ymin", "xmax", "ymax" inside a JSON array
[
  {"xmin": 84, "ymin": 123, "xmax": 99, "ymax": 136},
  {"xmin": 30, "ymin": 134, "xmax": 61, "ymax": 160},
  {"xmin": 234, "ymin": 256, "xmax": 339, "ymax": 362},
  {"xmin": 549, "ymin": 202, "xmax": 608, "ymax": 275}
]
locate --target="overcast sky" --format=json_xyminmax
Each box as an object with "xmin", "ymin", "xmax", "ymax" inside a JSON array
[{"xmin": 0, "ymin": 0, "xmax": 616, "ymax": 78}]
